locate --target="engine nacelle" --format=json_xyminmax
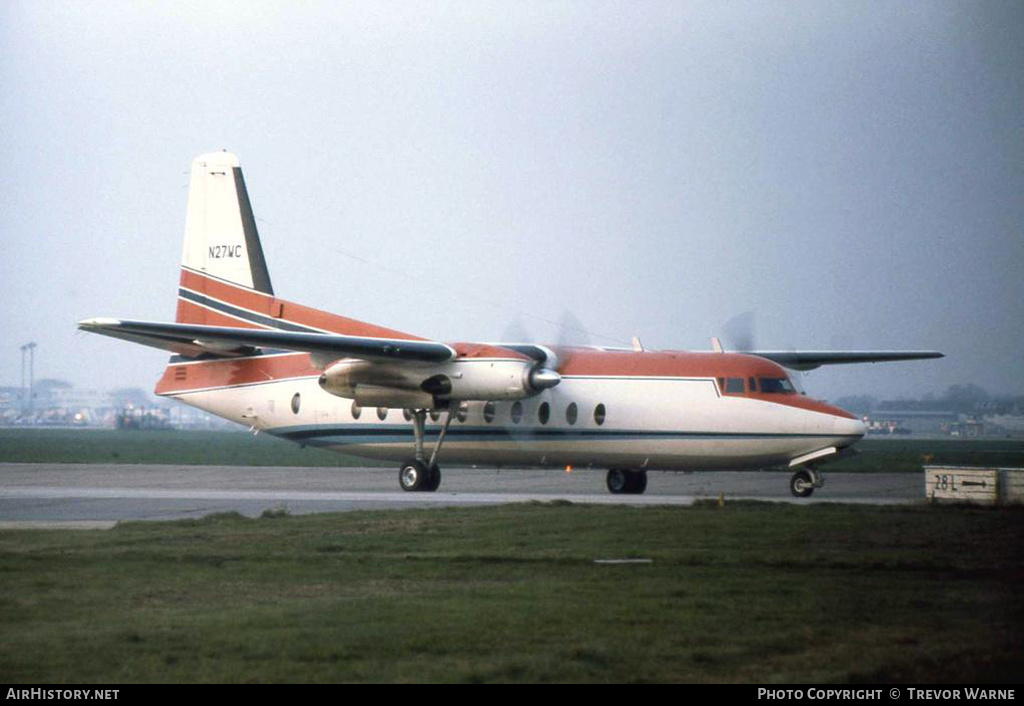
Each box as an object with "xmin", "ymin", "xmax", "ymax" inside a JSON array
[
  {"xmin": 319, "ymin": 361, "xmax": 436, "ymax": 408},
  {"xmin": 421, "ymin": 360, "xmax": 560, "ymax": 401},
  {"xmin": 318, "ymin": 357, "xmax": 560, "ymax": 407},
  {"xmin": 351, "ymin": 385, "xmax": 434, "ymax": 410}
]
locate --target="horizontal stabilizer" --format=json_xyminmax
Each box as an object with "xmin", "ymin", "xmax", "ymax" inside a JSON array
[
  {"xmin": 749, "ymin": 350, "xmax": 944, "ymax": 372},
  {"xmin": 78, "ymin": 318, "xmax": 456, "ymax": 364}
]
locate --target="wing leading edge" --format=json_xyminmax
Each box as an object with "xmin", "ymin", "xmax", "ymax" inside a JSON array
[
  {"xmin": 77, "ymin": 318, "xmax": 456, "ymax": 364},
  {"xmin": 748, "ymin": 350, "xmax": 944, "ymax": 371}
]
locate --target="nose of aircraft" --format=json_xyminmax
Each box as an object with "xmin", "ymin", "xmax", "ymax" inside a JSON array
[{"xmin": 835, "ymin": 414, "xmax": 867, "ymax": 443}]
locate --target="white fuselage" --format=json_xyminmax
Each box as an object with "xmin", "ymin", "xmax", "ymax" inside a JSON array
[{"xmin": 166, "ymin": 352, "xmax": 864, "ymax": 471}]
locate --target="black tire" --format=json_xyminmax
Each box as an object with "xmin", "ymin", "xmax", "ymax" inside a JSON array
[
  {"xmin": 399, "ymin": 459, "xmax": 429, "ymax": 492},
  {"xmin": 606, "ymin": 469, "xmax": 648, "ymax": 495},
  {"xmin": 632, "ymin": 470, "xmax": 648, "ymax": 494},
  {"xmin": 422, "ymin": 464, "xmax": 442, "ymax": 492},
  {"xmin": 607, "ymin": 468, "xmax": 628, "ymax": 494},
  {"xmin": 790, "ymin": 469, "xmax": 814, "ymax": 498}
]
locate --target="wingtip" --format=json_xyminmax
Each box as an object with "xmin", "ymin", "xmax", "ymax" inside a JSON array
[{"xmin": 77, "ymin": 317, "xmax": 121, "ymax": 329}]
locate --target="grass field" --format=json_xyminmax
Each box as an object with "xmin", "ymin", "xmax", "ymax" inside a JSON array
[
  {"xmin": 0, "ymin": 428, "xmax": 368, "ymax": 467},
  {"xmin": 1, "ymin": 502, "xmax": 1021, "ymax": 683},
  {"xmin": 1, "ymin": 428, "xmax": 1023, "ymax": 472}
]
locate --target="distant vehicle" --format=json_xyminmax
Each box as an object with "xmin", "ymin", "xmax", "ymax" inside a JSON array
[
  {"xmin": 865, "ymin": 419, "xmax": 911, "ymax": 435},
  {"xmin": 80, "ymin": 152, "xmax": 942, "ymax": 497}
]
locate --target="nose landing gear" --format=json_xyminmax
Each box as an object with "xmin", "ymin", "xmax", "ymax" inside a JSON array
[{"xmin": 789, "ymin": 466, "xmax": 824, "ymax": 498}]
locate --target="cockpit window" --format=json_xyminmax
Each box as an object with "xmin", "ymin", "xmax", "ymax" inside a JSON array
[
  {"xmin": 724, "ymin": 377, "xmax": 745, "ymax": 394},
  {"xmin": 759, "ymin": 377, "xmax": 796, "ymax": 394}
]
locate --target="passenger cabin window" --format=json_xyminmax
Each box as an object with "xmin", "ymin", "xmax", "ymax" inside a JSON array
[
  {"xmin": 594, "ymin": 403, "xmax": 606, "ymax": 425},
  {"xmin": 759, "ymin": 377, "xmax": 796, "ymax": 394},
  {"xmin": 538, "ymin": 402, "xmax": 550, "ymax": 425},
  {"xmin": 511, "ymin": 401, "xmax": 523, "ymax": 424},
  {"xmin": 566, "ymin": 402, "xmax": 578, "ymax": 425},
  {"xmin": 483, "ymin": 401, "xmax": 496, "ymax": 423}
]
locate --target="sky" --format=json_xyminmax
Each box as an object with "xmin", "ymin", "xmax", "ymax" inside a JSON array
[{"xmin": 1, "ymin": 1, "xmax": 1022, "ymax": 403}]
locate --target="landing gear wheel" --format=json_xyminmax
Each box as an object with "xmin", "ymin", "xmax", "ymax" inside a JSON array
[
  {"xmin": 399, "ymin": 459, "xmax": 429, "ymax": 492},
  {"xmin": 400, "ymin": 408, "xmax": 450, "ymax": 492},
  {"xmin": 423, "ymin": 463, "xmax": 442, "ymax": 492},
  {"xmin": 606, "ymin": 468, "xmax": 648, "ymax": 495},
  {"xmin": 790, "ymin": 469, "xmax": 815, "ymax": 498},
  {"xmin": 399, "ymin": 459, "xmax": 441, "ymax": 492}
]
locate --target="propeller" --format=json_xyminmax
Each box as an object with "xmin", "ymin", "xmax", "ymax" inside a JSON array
[
  {"xmin": 494, "ymin": 310, "xmax": 600, "ymax": 388},
  {"xmin": 719, "ymin": 312, "xmax": 809, "ymax": 394},
  {"xmin": 500, "ymin": 310, "xmax": 592, "ymax": 350},
  {"xmin": 722, "ymin": 311, "xmax": 756, "ymax": 353}
]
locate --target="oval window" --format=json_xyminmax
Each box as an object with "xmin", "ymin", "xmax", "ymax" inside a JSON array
[
  {"xmin": 566, "ymin": 402, "xmax": 578, "ymax": 425},
  {"xmin": 483, "ymin": 401, "xmax": 496, "ymax": 423},
  {"xmin": 402, "ymin": 408, "xmax": 412, "ymax": 421},
  {"xmin": 429, "ymin": 409, "xmax": 441, "ymax": 422},
  {"xmin": 538, "ymin": 401, "xmax": 550, "ymax": 425},
  {"xmin": 377, "ymin": 407, "xmax": 388, "ymax": 421},
  {"xmin": 594, "ymin": 403, "xmax": 606, "ymax": 426},
  {"xmin": 511, "ymin": 401, "xmax": 523, "ymax": 424},
  {"xmin": 291, "ymin": 393, "xmax": 301, "ymax": 415},
  {"xmin": 351, "ymin": 401, "xmax": 361, "ymax": 420},
  {"xmin": 456, "ymin": 401, "xmax": 468, "ymax": 422}
]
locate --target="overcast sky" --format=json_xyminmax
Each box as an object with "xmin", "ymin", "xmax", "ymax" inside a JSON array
[{"xmin": 2, "ymin": 1, "xmax": 1021, "ymax": 402}]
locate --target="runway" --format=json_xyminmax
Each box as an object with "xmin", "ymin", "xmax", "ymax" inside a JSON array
[{"xmin": 0, "ymin": 463, "xmax": 924, "ymax": 527}]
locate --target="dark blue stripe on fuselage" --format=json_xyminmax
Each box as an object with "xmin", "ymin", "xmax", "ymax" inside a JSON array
[{"xmin": 274, "ymin": 424, "xmax": 860, "ymax": 445}]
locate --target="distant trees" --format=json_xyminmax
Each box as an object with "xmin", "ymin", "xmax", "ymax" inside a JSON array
[
  {"xmin": 866, "ymin": 384, "xmax": 1019, "ymax": 416},
  {"xmin": 109, "ymin": 388, "xmax": 153, "ymax": 407},
  {"xmin": 834, "ymin": 395, "xmax": 878, "ymax": 415}
]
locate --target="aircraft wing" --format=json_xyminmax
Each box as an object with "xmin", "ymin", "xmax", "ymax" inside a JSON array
[
  {"xmin": 748, "ymin": 350, "xmax": 944, "ymax": 372},
  {"xmin": 77, "ymin": 318, "xmax": 456, "ymax": 364}
]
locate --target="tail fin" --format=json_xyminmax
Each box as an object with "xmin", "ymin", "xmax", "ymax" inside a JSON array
[{"xmin": 176, "ymin": 151, "xmax": 274, "ymax": 324}]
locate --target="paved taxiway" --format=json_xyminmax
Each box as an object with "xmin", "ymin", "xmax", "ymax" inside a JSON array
[{"xmin": 0, "ymin": 463, "xmax": 923, "ymax": 527}]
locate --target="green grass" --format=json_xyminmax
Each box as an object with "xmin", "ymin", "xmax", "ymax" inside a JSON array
[
  {"xmin": 825, "ymin": 438, "xmax": 1024, "ymax": 473},
  {"xmin": 1, "ymin": 428, "xmax": 1022, "ymax": 472},
  {"xmin": 0, "ymin": 503, "xmax": 1021, "ymax": 683},
  {"xmin": 0, "ymin": 428, "xmax": 370, "ymax": 466}
]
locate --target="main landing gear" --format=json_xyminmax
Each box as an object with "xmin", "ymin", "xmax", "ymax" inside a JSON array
[
  {"xmin": 789, "ymin": 466, "xmax": 824, "ymax": 498},
  {"xmin": 398, "ymin": 408, "xmax": 455, "ymax": 492},
  {"xmin": 606, "ymin": 468, "xmax": 648, "ymax": 495}
]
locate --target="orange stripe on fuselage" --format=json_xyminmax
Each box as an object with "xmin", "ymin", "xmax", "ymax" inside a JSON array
[{"xmin": 559, "ymin": 349, "xmax": 780, "ymax": 378}]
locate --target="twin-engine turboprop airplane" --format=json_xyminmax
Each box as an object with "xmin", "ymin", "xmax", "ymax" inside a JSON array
[{"xmin": 80, "ymin": 152, "xmax": 943, "ymax": 497}]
